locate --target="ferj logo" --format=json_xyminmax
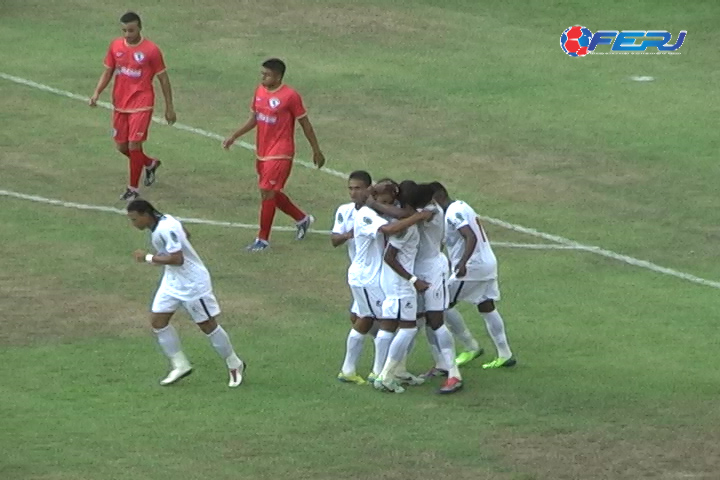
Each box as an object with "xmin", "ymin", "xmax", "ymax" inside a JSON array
[{"xmin": 560, "ymin": 26, "xmax": 686, "ymax": 57}]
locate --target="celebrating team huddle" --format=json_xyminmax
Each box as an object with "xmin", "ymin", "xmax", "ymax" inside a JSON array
[{"xmin": 333, "ymin": 172, "xmax": 516, "ymax": 394}]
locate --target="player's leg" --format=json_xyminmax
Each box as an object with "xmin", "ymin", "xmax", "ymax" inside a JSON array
[
  {"xmin": 113, "ymin": 112, "xmax": 138, "ymax": 201},
  {"xmin": 338, "ymin": 287, "xmax": 375, "ymax": 385},
  {"xmin": 269, "ymin": 161, "xmax": 313, "ymax": 240},
  {"xmin": 446, "ymin": 280, "xmax": 484, "ymax": 366},
  {"xmin": 247, "ymin": 161, "xmax": 275, "ymax": 251},
  {"xmin": 151, "ymin": 291, "xmax": 192, "ymax": 385},
  {"xmin": 426, "ymin": 311, "xmax": 464, "ymax": 394},
  {"xmin": 474, "ymin": 281, "xmax": 515, "ymax": 369},
  {"xmin": 185, "ymin": 294, "xmax": 246, "ymax": 387},
  {"xmin": 375, "ymin": 297, "xmax": 419, "ymax": 393},
  {"xmin": 127, "ymin": 110, "xmax": 162, "ymax": 187}
]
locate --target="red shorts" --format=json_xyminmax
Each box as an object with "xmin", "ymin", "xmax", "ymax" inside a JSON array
[
  {"xmin": 112, "ymin": 110, "xmax": 153, "ymax": 143},
  {"xmin": 256, "ymin": 159, "xmax": 293, "ymax": 191}
]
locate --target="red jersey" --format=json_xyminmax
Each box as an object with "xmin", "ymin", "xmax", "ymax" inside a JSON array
[
  {"xmin": 251, "ymin": 84, "xmax": 307, "ymax": 161},
  {"xmin": 103, "ymin": 37, "xmax": 166, "ymax": 113}
]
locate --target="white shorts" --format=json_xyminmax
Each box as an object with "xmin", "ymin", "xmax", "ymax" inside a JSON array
[
  {"xmin": 448, "ymin": 279, "xmax": 500, "ymax": 306},
  {"xmin": 152, "ymin": 290, "xmax": 221, "ymax": 323},
  {"xmin": 417, "ymin": 276, "xmax": 449, "ymax": 314},
  {"xmin": 350, "ymin": 286, "xmax": 385, "ymax": 319},
  {"xmin": 382, "ymin": 296, "xmax": 417, "ymax": 321},
  {"xmin": 350, "ymin": 299, "xmax": 360, "ymax": 316}
]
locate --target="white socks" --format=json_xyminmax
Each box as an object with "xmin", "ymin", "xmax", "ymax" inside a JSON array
[
  {"xmin": 207, "ymin": 325, "xmax": 242, "ymax": 369},
  {"xmin": 481, "ymin": 310, "xmax": 512, "ymax": 359},
  {"xmin": 444, "ymin": 308, "xmax": 480, "ymax": 352},
  {"xmin": 424, "ymin": 326, "xmax": 445, "ymax": 370},
  {"xmin": 434, "ymin": 324, "xmax": 461, "ymax": 379},
  {"xmin": 373, "ymin": 330, "xmax": 394, "ymax": 376},
  {"xmin": 341, "ymin": 329, "xmax": 366, "ymax": 376},
  {"xmin": 154, "ymin": 325, "xmax": 188, "ymax": 367},
  {"xmin": 380, "ymin": 327, "xmax": 417, "ymax": 379}
]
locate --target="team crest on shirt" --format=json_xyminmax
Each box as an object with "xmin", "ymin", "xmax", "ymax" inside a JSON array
[
  {"xmin": 363, "ymin": 217, "xmax": 372, "ymax": 225},
  {"xmin": 133, "ymin": 51, "xmax": 145, "ymax": 63},
  {"xmin": 337, "ymin": 212, "xmax": 344, "ymax": 223},
  {"xmin": 170, "ymin": 231, "xmax": 178, "ymax": 242},
  {"xmin": 269, "ymin": 97, "xmax": 281, "ymax": 109}
]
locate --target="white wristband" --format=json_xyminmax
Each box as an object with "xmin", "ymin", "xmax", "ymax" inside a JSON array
[
  {"xmin": 409, "ymin": 275, "xmax": 418, "ymax": 285},
  {"xmin": 145, "ymin": 254, "xmax": 154, "ymax": 264}
]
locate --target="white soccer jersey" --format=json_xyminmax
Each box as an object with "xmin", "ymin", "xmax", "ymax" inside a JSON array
[
  {"xmin": 444, "ymin": 201, "xmax": 497, "ymax": 281},
  {"xmin": 151, "ymin": 215, "xmax": 212, "ymax": 301},
  {"xmin": 332, "ymin": 202, "xmax": 357, "ymax": 262},
  {"xmin": 347, "ymin": 206, "xmax": 388, "ymax": 287},
  {"xmin": 415, "ymin": 201, "xmax": 450, "ymax": 279},
  {"xmin": 380, "ymin": 223, "xmax": 420, "ymax": 299}
]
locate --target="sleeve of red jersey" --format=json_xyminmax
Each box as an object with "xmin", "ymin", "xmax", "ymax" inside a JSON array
[
  {"xmin": 289, "ymin": 90, "xmax": 308, "ymax": 119},
  {"xmin": 249, "ymin": 88, "xmax": 257, "ymax": 112},
  {"xmin": 103, "ymin": 42, "xmax": 115, "ymax": 69},
  {"xmin": 150, "ymin": 46, "xmax": 167, "ymax": 75}
]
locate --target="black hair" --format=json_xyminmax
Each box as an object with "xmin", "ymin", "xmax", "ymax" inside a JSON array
[
  {"xmin": 348, "ymin": 170, "xmax": 372, "ymax": 187},
  {"xmin": 375, "ymin": 178, "xmax": 400, "ymax": 199},
  {"xmin": 262, "ymin": 58, "xmax": 286, "ymax": 78},
  {"xmin": 429, "ymin": 181, "xmax": 448, "ymax": 197},
  {"xmin": 410, "ymin": 183, "xmax": 436, "ymax": 209},
  {"xmin": 120, "ymin": 11, "xmax": 142, "ymax": 28},
  {"xmin": 127, "ymin": 199, "xmax": 161, "ymax": 217},
  {"xmin": 398, "ymin": 180, "xmax": 418, "ymax": 207}
]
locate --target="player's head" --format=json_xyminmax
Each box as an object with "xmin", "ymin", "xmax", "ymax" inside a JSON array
[
  {"xmin": 120, "ymin": 11, "xmax": 142, "ymax": 43},
  {"xmin": 429, "ymin": 181, "xmax": 451, "ymax": 208},
  {"xmin": 374, "ymin": 178, "xmax": 399, "ymax": 205},
  {"xmin": 261, "ymin": 58, "xmax": 286, "ymax": 88},
  {"xmin": 408, "ymin": 183, "xmax": 436, "ymax": 209},
  {"xmin": 126, "ymin": 199, "xmax": 161, "ymax": 230},
  {"xmin": 348, "ymin": 170, "xmax": 372, "ymax": 203},
  {"xmin": 398, "ymin": 180, "xmax": 418, "ymax": 208}
]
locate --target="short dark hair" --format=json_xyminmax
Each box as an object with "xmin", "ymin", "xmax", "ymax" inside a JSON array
[
  {"xmin": 429, "ymin": 181, "xmax": 448, "ymax": 197},
  {"xmin": 262, "ymin": 58, "xmax": 286, "ymax": 78},
  {"xmin": 120, "ymin": 11, "xmax": 142, "ymax": 28},
  {"xmin": 348, "ymin": 170, "xmax": 372, "ymax": 187},
  {"xmin": 398, "ymin": 180, "xmax": 418, "ymax": 207},
  {"xmin": 411, "ymin": 183, "xmax": 436, "ymax": 208},
  {"xmin": 127, "ymin": 199, "xmax": 161, "ymax": 216}
]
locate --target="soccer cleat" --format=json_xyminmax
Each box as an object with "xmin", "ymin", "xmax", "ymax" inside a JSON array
[
  {"xmin": 438, "ymin": 377, "xmax": 464, "ymax": 394},
  {"xmin": 228, "ymin": 360, "xmax": 246, "ymax": 388},
  {"xmin": 395, "ymin": 372, "xmax": 425, "ymax": 386},
  {"xmin": 120, "ymin": 188, "xmax": 140, "ymax": 202},
  {"xmin": 420, "ymin": 367, "xmax": 449, "ymax": 379},
  {"xmin": 366, "ymin": 372, "xmax": 378, "ymax": 384},
  {"xmin": 246, "ymin": 239, "xmax": 270, "ymax": 252},
  {"xmin": 482, "ymin": 357, "xmax": 517, "ymax": 369},
  {"xmin": 455, "ymin": 348, "xmax": 484, "ymax": 366},
  {"xmin": 159, "ymin": 365, "xmax": 193, "ymax": 386},
  {"xmin": 337, "ymin": 372, "xmax": 367, "ymax": 385},
  {"xmin": 143, "ymin": 160, "xmax": 162, "ymax": 187},
  {"xmin": 377, "ymin": 377, "xmax": 405, "ymax": 394},
  {"xmin": 295, "ymin": 215, "xmax": 314, "ymax": 240}
]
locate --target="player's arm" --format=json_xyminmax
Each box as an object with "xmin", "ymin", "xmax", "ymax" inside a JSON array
[
  {"xmin": 223, "ymin": 113, "xmax": 257, "ymax": 149},
  {"xmin": 297, "ymin": 116, "xmax": 325, "ymax": 168},
  {"xmin": 384, "ymin": 244, "xmax": 430, "ymax": 292},
  {"xmin": 365, "ymin": 197, "xmax": 413, "ymax": 219},
  {"xmin": 156, "ymin": 71, "xmax": 176, "ymax": 124},
  {"xmin": 331, "ymin": 230, "xmax": 353, "ymax": 247},
  {"xmin": 455, "ymin": 225, "xmax": 477, "ymax": 277},
  {"xmin": 134, "ymin": 249, "xmax": 184, "ymax": 266},
  {"xmin": 89, "ymin": 66, "xmax": 113, "ymax": 106},
  {"xmin": 379, "ymin": 210, "xmax": 432, "ymax": 236}
]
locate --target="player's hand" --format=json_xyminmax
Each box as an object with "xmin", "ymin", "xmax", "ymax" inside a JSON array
[
  {"xmin": 313, "ymin": 150, "xmax": 326, "ymax": 169},
  {"xmin": 88, "ymin": 94, "xmax": 99, "ymax": 107},
  {"xmin": 414, "ymin": 279, "xmax": 431, "ymax": 292},
  {"xmin": 133, "ymin": 250, "xmax": 147, "ymax": 263},
  {"xmin": 416, "ymin": 210, "xmax": 433, "ymax": 221},
  {"xmin": 455, "ymin": 263, "xmax": 467, "ymax": 278},
  {"xmin": 165, "ymin": 108, "xmax": 177, "ymax": 125},
  {"xmin": 222, "ymin": 137, "xmax": 236, "ymax": 150}
]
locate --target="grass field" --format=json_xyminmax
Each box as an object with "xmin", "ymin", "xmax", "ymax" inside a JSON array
[{"xmin": 2, "ymin": 1, "xmax": 720, "ymax": 479}]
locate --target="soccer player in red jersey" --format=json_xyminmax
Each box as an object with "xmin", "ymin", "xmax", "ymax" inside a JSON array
[
  {"xmin": 89, "ymin": 11, "xmax": 176, "ymax": 201},
  {"xmin": 223, "ymin": 58, "xmax": 325, "ymax": 251}
]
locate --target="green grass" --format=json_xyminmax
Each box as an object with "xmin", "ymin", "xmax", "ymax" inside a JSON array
[{"xmin": 2, "ymin": 1, "xmax": 720, "ymax": 479}]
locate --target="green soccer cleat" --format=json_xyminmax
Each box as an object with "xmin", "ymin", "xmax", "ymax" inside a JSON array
[
  {"xmin": 366, "ymin": 372, "xmax": 378, "ymax": 384},
  {"xmin": 455, "ymin": 348, "xmax": 484, "ymax": 366},
  {"xmin": 337, "ymin": 372, "xmax": 367, "ymax": 385},
  {"xmin": 481, "ymin": 357, "xmax": 517, "ymax": 369}
]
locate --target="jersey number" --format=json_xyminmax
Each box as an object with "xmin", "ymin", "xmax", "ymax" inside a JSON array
[{"xmin": 475, "ymin": 217, "xmax": 488, "ymax": 242}]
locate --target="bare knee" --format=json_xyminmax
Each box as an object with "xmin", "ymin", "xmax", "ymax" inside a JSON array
[
  {"xmin": 425, "ymin": 311, "xmax": 444, "ymax": 330},
  {"xmin": 128, "ymin": 141, "xmax": 143, "ymax": 151},
  {"xmin": 353, "ymin": 317, "xmax": 374, "ymax": 334},
  {"xmin": 150, "ymin": 313, "xmax": 173, "ymax": 330},
  {"xmin": 197, "ymin": 317, "xmax": 218, "ymax": 334},
  {"xmin": 116, "ymin": 142, "xmax": 130, "ymax": 156},
  {"xmin": 477, "ymin": 300, "xmax": 495, "ymax": 314},
  {"xmin": 260, "ymin": 189, "xmax": 276, "ymax": 200}
]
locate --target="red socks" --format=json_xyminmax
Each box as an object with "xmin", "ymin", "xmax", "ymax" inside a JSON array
[
  {"xmin": 258, "ymin": 197, "xmax": 277, "ymax": 241},
  {"xmin": 275, "ymin": 192, "xmax": 306, "ymax": 222},
  {"xmin": 128, "ymin": 149, "xmax": 145, "ymax": 189}
]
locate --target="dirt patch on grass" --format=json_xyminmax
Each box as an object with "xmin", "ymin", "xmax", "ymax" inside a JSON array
[{"xmin": 496, "ymin": 426, "xmax": 720, "ymax": 480}]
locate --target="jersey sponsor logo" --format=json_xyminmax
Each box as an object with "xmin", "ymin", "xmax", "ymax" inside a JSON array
[
  {"xmin": 255, "ymin": 112, "xmax": 278, "ymax": 124},
  {"xmin": 117, "ymin": 66, "xmax": 142, "ymax": 78},
  {"xmin": 133, "ymin": 51, "xmax": 145, "ymax": 63},
  {"xmin": 115, "ymin": 51, "xmax": 124, "ymax": 57},
  {"xmin": 269, "ymin": 97, "xmax": 281, "ymax": 109}
]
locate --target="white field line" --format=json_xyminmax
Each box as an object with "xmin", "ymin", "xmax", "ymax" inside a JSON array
[
  {"xmin": 3, "ymin": 72, "xmax": 720, "ymax": 289},
  {"xmin": 0, "ymin": 188, "xmax": 572, "ymax": 249}
]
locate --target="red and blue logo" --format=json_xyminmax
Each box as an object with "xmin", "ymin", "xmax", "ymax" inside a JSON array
[{"xmin": 560, "ymin": 26, "xmax": 686, "ymax": 57}]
